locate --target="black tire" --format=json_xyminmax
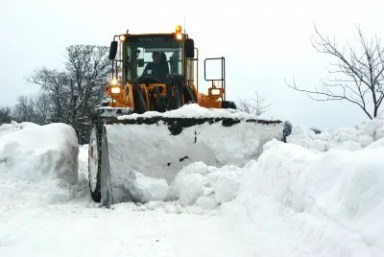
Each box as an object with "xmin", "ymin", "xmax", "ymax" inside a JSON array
[
  {"xmin": 222, "ymin": 100, "xmax": 237, "ymax": 109},
  {"xmin": 282, "ymin": 121, "xmax": 293, "ymax": 143},
  {"xmin": 88, "ymin": 125, "xmax": 102, "ymax": 202}
]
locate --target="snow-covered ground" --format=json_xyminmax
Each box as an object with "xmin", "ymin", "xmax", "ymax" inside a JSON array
[{"xmin": 1, "ymin": 119, "xmax": 384, "ymax": 256}]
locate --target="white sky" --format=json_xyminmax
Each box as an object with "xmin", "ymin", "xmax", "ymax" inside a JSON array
[{"xmin": 1, "ymin": 0, "xmax": 384, "ymax": 129}]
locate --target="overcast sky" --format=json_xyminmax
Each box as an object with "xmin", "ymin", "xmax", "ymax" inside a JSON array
[{"xmin": 1, "ymin": 0, "xmax": 384, "ymax": 129}]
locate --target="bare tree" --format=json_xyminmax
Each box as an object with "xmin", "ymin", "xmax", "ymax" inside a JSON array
[
  {"xmin": 63, "ymin": 45, "xmax": 110, "ymax": 138},
  {"xmin": 237, "ymin": 92, "xmax": 270, "ymax": 116},
  {"xmin": 29, "ymin": 68, "xmax": 67, "ymax": 122},
  {"xmin": 0, "ymin": 106, "xmax": 12, "ymax": 124},
  {"xmin": 10, "ymin": 93, "xmax": 57, "ymax": 125},
  {"xmin": 28, "ymin": 45, "xmax": 110, "ymax": 143},
  {"xmin": 34, "ymin": 93, "xmax": 53, "ymax": 124},
  {"xmin": 288, "ymin": 25, "xmax": 384, "ymax": 119},
  {"xmin": 13, "ymin": 96, "xmax": 37, "ymax": 122}
]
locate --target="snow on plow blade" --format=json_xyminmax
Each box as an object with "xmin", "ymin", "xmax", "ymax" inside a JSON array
[{"xmin": 100, "ymin": 109, "xmax": 289, "ymax": 205}]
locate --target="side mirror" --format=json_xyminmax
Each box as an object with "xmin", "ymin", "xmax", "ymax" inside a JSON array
[
  {"xmin": 184, "ymin": 39, "xmax": 194, "ymax": 58},
  {"xmin": 109, "ymin": 41, "xmax": 118, "ymax": 60},
  {"xmin": 204, "ymin": 57, "xmax": 225, "ymax": 81},
  {"xmin": 138, "ymin": 59, "xmax": 144, "ymax": 67}
]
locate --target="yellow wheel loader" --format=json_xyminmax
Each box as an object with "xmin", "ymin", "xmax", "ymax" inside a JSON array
[{"xmin": 88, "ymin": 26, "xmax": 291, "ymax": 205}]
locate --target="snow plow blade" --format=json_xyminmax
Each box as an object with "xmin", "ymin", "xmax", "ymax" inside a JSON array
[{"xmin": 97, "ymin": 111, "xmax": 290, "ymax": 205}]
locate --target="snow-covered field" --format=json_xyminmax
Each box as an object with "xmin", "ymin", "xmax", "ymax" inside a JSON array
[{"xmin": 1, "ymin": 120, "xmax": 384, "ymax": 256}]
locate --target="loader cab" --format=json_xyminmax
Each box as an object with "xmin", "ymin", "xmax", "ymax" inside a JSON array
[
  {"xmin": 106, "ymin": 27, "xmax": 228, "ymax": 111},
  {"xmin": 109, "ymin": 31, "xmax": 196, "ymax": 86},
  {"xmin": 124, "ymin": 36, "xmax": 183, "ymax": 83}
]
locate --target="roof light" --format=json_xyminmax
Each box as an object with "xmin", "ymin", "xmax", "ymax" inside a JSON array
[
  {"xmin": 119, "ymin": 35, "xmax": 126, "ymax": 41},
  {"xmin": 175, "ymin": 25, "xmax": 182, "ymax": 33},
  {"xmin": 175, "ymin": 33, "xmax": 183, "ymax": 40}
]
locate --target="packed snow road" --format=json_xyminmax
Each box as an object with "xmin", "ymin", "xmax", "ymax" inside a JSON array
[
  {"xmin": 1, "ymin": 201, "xmax": 248, "ymax": 257},
  {"xmin": 1, "ymin": 121, "xmax": 384, "ymax": 256}
]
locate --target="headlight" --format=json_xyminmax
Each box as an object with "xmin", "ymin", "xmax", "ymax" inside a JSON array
[
  {"xmin": 111, "ymin": 86, "xmax": 121, "ymax": 94},
  {"xmin": 210, "ymin": 88, "xmax": 222, "ymax": 96},
  {"xmin": 119, "ymin": 35, "xmax": 126, "ymax": 41}
]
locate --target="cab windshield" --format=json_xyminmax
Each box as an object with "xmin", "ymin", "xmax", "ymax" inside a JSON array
[{"xmin": 124, "ymin": 36, "xmax": 183, "ymax": 83}]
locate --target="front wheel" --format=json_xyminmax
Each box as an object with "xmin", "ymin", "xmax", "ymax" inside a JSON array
[
  {"xmin": 222, "ymin": 100, "xmax": 237, "ymax": 109},
  {"xmin": 88, "ymin": 126, "xmax": 102, "ymax": 202}
]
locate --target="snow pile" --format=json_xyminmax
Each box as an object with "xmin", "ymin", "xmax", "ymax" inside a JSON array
[
  {"xmin": 0, "ymin": 122, "xmax": 80, "ymax": 207},
  {"xmin": 118, "ymin": 103, "xmax": 276, "ymax": 120},
  {"xmin": 164, "ymin": 121, "xmax": 384, "ymax": 254},
  {"xmin": 222, "ymin": 139, "xmax": 384, "ymax": 256},
  {"xmin": 104, "ymin": 161, "xmax": 244, "ymax": 208},
  {"xmin": 241, "ymin": 139, "xmax": 384, "ymax": 220},
  {"xmin": 1, "ymin": 119, "xmax": 384, "ymax": 256},
  {"xmin": 288, "ymin": 119, "xmax": 384, "ymax": 151},
  {"xmin": 0, "ymin": 122, "xmax": 78, "ymax": 183}
]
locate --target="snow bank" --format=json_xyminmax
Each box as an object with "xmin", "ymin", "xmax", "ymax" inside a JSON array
[
  {"xmin": 107, "ymin": 117, "xmax": 384, "ymax": 222},
  {"xmin": 0, "ymin": 122, "xmax": 78, "ymax": 183},
  {"xmin": 0, "ymin": 122, "xmax": 80, "ymax": 207},
  {"xmin": 166, "ymin": 120, "xmax": 384, "ymax": 254},
  {"xmin": 224, "ymin": 139, "xmax": 384, "ymax": 255},
  {"xmin": 241, "ymin": 139, "xmax": 384, "ymax": 219},
  {"xmin": 1, "ymin": 118, "xmax": 383, "ymax": 256},
  {"xmin": 288, "ymin": 119, "xmax": 384, "ymax": 151}
]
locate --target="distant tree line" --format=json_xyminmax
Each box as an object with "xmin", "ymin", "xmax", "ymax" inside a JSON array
[{"xmin": 0, "ymin": 45, "xmax": 110, "ymax": 143}]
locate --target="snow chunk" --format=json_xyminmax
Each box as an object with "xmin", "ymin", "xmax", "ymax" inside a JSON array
[
  {"xmin": 171, "ymin": 162, "xmax": 242, "ymax": 208},
  {"xmin": 173, "ymin": 171, "xmax": 205, "ymax": 206},
  {"xmin": 214, "ymin": 170, "xmax": 241, "ymax": 203},
  {"xmin": 130, "ymin": 173, "xmax": 169, "ymax": 202},
  {"xmin": 360, "ymin": 118, "xmax": 384, "ymax": 140},
  {"xmin": 196, "ymin": 195, "xmax": 217, "ymax": 209}
]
